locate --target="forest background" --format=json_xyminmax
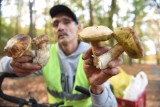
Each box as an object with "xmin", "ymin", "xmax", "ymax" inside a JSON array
[
  {"xmin": 1, "ymin": 0, "xmax": 160, "ymax": 107},
  {"xmin": 0, "ymin": 0, "xmax": 160, "ymax": 65},
  {"xmin": 0, "ymin": 0, "xmax": 160, "ymax": 64}
]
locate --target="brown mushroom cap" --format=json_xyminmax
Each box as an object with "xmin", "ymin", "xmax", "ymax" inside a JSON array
[
  {"xmin": 32, "ymin": 34, "xmax": 49, "ymax": 49},
  {"xmin": 32, "ymin": 34, "xmax": 49, "ymax": 46},
  {"xmin": 78, "ymin": 26, "xmax": 113, "ymax": 42},
  {"xmin": 113, "ymin": 27, "xmax": 143, "ymax": 58},
  {"xmin": 4, "ymin": 34, "xmax": 32, "ymax": 58}
]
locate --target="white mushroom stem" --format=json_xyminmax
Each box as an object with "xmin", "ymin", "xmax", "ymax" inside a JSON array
[
  {"xmin": 91, "ymin": 41, "xmax": 102, "ymax": 53},
  {"xmin": 94, "ymin": 43, "xmax": 124, "ymax": 69},
  {"xmin": 33, "ymin": 42, "xmax": 50, "ymax": 67},
  {"xmin": 90, "ymin": 41, "xmax": 103, "ymax": 67}
]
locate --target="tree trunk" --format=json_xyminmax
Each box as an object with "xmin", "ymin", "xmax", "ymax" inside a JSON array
[
  {"xmin": 154, "ymin": 20, "xmax": 160, "ymax": 65},
  {"xmin": 15, "ymin": 0, "xmax": 21, "ymax": 34},
  {"xmin": 156, "ymin": 41, "xmax": 160, "ymax": 65},
  {"xmin": 44, "ymin": 0, "xmax": 48, "ymax": 34},
  {"xmin": 89, "ymin": 0, "xmax": 93, "ymax": 26},
  {"xmin": 28, "ymin": 0, "xmax": 35, "ymax": 38},
  {"xmin": 0, "ymin": 0, "xmax": 2, "ymax": 38},
  {"xmin": 108, "ymin": 0, "xmax": 117, "ymax": 46}
]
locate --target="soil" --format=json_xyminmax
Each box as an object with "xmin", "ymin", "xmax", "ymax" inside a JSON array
[{"xmin": 0, "ymin": 64, "xmax": 160, "ymax": 107}]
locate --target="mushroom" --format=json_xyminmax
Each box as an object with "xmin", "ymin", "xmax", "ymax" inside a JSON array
[
  {"xmin": 4, "ymin": 34, "xmax": 50, "ymax": 67},
  {"xmin": 113, "ymin": 27, "xmax": 143, "ymax": 58},
  {"xmin": 79, "ymin": 26, "xmax": 143, "ymax": 69},
  {"xmin": 78, "ymin": 26, "xmax": 113, "ymax": 69},
  {"xmin": 4, "ymin": 34, "xmax": 32, "ymax": 58},
  {"xmin": 97, "ymin": 27, "xmax": 143, "ymax": 69},
  {"xmin": 32, "ymin": 34, "xmax": 50, "ymax": 66}
]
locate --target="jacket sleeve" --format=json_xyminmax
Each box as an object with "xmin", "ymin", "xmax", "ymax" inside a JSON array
[
  {"xmin": 0, "ymin": 56, "xmax": 42, "ymax": 76},
  {"xmin": 0, "ymin": 56, "xmax": 13, "ymax": 73},
  {"xmin": 90, "ymin": 81, "xmax": 117, "ymax": 107}
]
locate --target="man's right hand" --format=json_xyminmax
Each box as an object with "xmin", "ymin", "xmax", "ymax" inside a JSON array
[
  {"xmin": 82, "ymin": 47, "xmax": 122, "ymax": 94},
  {"xmin": 10, "ymin": 55, "xmax": 42, "ymax": 76}
]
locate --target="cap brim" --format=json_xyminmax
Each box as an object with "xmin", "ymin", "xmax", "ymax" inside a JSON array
[
  {"xmin": 49, "ymin": 5, "xmax": 78, "ymax": 24},
  {"xmin": 78, "ymin": 26, "xmax": 113, "ymax": 42}
]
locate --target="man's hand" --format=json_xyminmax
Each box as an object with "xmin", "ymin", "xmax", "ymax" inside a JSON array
[
  {"xmin": 82, "ymin": 47, "xmax": 123, "ymax": 94},
  {"xmin": 10, "ymin": 55, "xmax": 41, "ymax": 76}
]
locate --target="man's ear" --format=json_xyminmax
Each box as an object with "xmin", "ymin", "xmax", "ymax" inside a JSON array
[{"xmin": 77, "ymin": 24, "xmax": 83, "ymax": 32}]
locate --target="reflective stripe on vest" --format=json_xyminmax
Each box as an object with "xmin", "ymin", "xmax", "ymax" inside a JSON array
[
  {"xmin": 42, "ymin": 44, "xmax": 91, "ymax": 106},
  {"xmin": 47, "ymin": 87, "xmax": 89, "ymax": 100}
]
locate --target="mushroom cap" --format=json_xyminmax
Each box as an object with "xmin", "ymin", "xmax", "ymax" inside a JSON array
[
  {"xmin": 78, "ymin": 26, "xmax": 113, "ymax": 42},
  {"xmin": 4, "ymin": 34, "xmax": 32, "ymax": 58},
  {"xmin": 113, "ymin": 27, "xmax": 143, "ymax": 58},
  {"xmin": 32, "ymin": 34, "xmax": 50, "ymax": 49},
  {"xmin": 32, "ymin": 34, "xmax": 49, "ymax": 47},
  {"xmin": 32, "ymin": 34, "xmax": 50, "ymax": 66}
]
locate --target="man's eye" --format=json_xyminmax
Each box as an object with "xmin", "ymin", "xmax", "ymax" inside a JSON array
[
  {"xmin": 63, "ymin": 19, "xmax": 72, "ymax": 24},
  {"xmin": 52, "ymin": 22, "xmax": 59, "ymax": 27}
]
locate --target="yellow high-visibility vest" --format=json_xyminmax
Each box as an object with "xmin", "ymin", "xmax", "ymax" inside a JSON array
[{"xmin": 43, "ymin": 44, "xmax": 91, "ymax": 107}]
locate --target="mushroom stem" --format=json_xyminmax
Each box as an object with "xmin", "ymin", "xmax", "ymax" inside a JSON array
[
  {"xmin": 90, "ymin": 41, "xmax": 102, "ymax": 67},
  {"xmin": 90, "ymin": 41, "xmax": 102, "ymax": 54},
  {"xmin": 90, "ymin": 41, "xmax": 124, "ymax": 69},
  {"xmin": 96, "ymin": 43, "xmax": 124, "ymax": 69},
  {"xmin": 91, "ymin": 41, "xmax": 101, "ymax": 48}
]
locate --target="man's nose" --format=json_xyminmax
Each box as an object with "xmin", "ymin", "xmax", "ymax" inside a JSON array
[{"xmin": 57, "ymin": 22, "xmax": 65, "ymax": 31}]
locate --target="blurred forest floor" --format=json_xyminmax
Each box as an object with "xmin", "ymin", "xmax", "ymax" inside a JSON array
[{"xmin": 0, "ymin": 64, "xmax": 160, "ymax": 107}]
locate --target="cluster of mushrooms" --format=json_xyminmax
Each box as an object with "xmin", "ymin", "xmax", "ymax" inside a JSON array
[
  {"xmin": 78, "ymin": 26, "xmax": 143, "ymax": 69},
  {"xmin": 4, "ymin": 34, "xmax": 50, "ymax": 67},
  {"xmin": 4, "ymin": 26, "xmax": 143, "ymax": 70}
]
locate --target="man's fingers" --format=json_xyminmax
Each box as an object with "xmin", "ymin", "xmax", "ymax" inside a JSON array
[
  {"xmin": 93, "ymin": 46, "xmax": 111, "ymax": 56},
  {"xmin": 13, "ymin": 56, "xmax": 33, "ymax": 63},
  {"xmin": 82, "ymin": 48, "xmax": 93, "ymax": 60},
  {"xmin": 83, "ymin": 57, "xmax": 93, "ymax": 65},
  {"xmin": 102, "ymin": 68, "xmax": 119, "ymax": 76},
  {"xmin": 12, "ymin": 67, "xmax": 38, "ymax": 76},
  {"xmin": 11, "ymin": 61, "xmax": 41, "ymax": 71},
  {"xmin": 93, "ymin": 68, "xmax": 119, "ymax": 85},
  {"xmin": 107, "ymin": 57, "xmax": 123, "ymax": 68},
  {"xmin": 83, "ymin": 46, "xmax": 111, "ymax": 60}
]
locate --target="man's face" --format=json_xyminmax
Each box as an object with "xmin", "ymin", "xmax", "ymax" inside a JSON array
[{"xmin": 52, "ymin": 13, "xmax": 80, "ymax": 45}]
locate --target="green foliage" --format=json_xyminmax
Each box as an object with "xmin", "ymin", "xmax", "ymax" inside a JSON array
[
  {"xmin": 0, "ymin": 18, "xmax": 15, "ymax": 56},
  {"xmin": 1, "ymin": 0, "xmax": 160, "ymax": 64}
]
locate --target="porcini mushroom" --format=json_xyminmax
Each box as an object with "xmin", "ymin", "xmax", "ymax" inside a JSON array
[
  {"xmin": 32, "ymin": 34, "xmax": 50, "ymax": 66},
  {"xmin": 113, "ymin": 27, "xmax": 143, "ymax": 58},
  {"xmin": 79, "ymin": 26, "xmax": 143, "ymax": 69},
  {"xmin": 4, "ymin": 34, "xmax": 32, "ymax": 58},
  {"xmin": 78, "ymin": 26, "xmax": 113, "ymax": 69},
  {"xmin": 97, "ymin": 27, "xmax": 143, "ymax": 69},
  {"xmin": 4, "ymin": 34, "xmax": 50, "ymax": 67}
]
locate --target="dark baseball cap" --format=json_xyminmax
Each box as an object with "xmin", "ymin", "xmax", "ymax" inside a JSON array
[{"xmin": 49, "ymin": 4, "xmax": 78, "ymax": 24}]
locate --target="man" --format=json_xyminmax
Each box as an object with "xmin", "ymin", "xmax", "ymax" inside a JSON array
[{"xmin": 0, "ymin": 4, "xmax": 122, "ymax": 107}]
